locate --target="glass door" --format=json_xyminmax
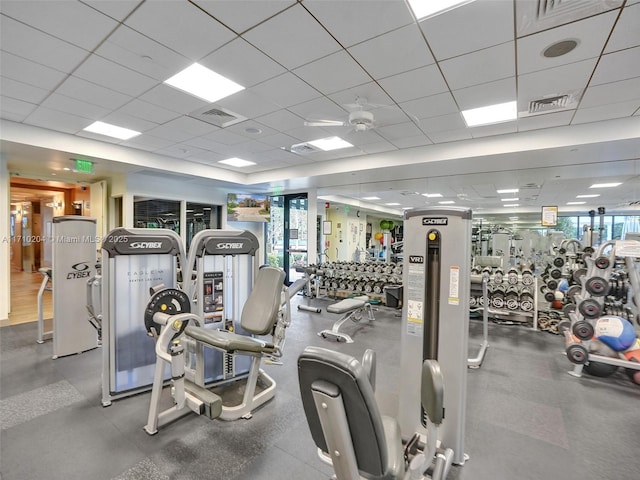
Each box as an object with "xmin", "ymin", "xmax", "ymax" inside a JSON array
[{"xmin": 268, "ymin": 194, "xmax": 308, "ymax": 284}]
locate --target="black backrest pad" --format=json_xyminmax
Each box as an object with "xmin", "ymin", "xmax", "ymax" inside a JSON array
[
  {"xmin": 298, "ymin": 346, "xmax": 387, "ymax": 476},
  {"xmin": 241, "ymin": 266, "xmax": 285, "ymax": 335}
]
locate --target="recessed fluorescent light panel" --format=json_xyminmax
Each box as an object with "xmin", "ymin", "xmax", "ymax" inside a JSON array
[
  {"xmin": 362, "ymin": 196, "xmax": 381, "ymax": 200},
  {"xmin": 462, "ymin": 101, "xmax": 517, "ymax": 127},
  {"xmin": 422, "ymin": 193, "xmax": 443, "ymax": 198},
  {"xmin": 567, "ymin": 201, "xmax": 586, "ymax": 205},
  {"xmin": 385, "ymin": 202, "xmax": 401, "ymax": 206},
  {"xmin": 307, "ymin": 136, "xmax": 354, "ymax": 151},
  {"xmin": 83, "ymin": 121, "xmax": 140, "ymax": 140},
  {"xmin": 407, "ymin": 0, "xmax": 475, "ymax": 20},
  {"xmin": 503, "ymin": 204, "xmax": 520, "ymax": 207},
  {"xmin": 501, "ymin": 198, "xmax": 519, "ymax": 202},
  {"xmin": 439, "ymin": 200, "xmax": 455, "ymax": 204},
  {"xmin": 576, "ymin": 194, "xmax": 600, "ymax": 198},
  {"xmin": 589, "ymin": 182, "xmax": 621, "ymax": 188},
  {"xmin": 218, "ymin": 157, "xmax": 255, "ymax": 167},
  {"xmin": 402, "ymin": 207, "xmax": 414, "ymax": 210},
  {"xmin": 164, "ymin": 63, "xmax": 244, "ymax": 103},
  {"xmin": 497, "ymin": 188, "xmax": 518, "ymax": 194}
]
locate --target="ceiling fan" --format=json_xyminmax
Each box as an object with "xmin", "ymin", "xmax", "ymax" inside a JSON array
[{"xmin": 303, "ymin": 97, "xmax": 384, "ymax": 132}]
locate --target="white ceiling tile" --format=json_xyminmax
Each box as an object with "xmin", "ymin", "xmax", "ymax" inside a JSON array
[
  {"xmin": 469, "ymin": 121, "xmax": 518, "ymax": 138},
  {"xmin": 304, "ymin": 0, "xmax": 413, "ymax": 47},
  {"xmin": 359, "ymin": 141, "xmax": 398, "ymax": 155},
  {"xmin": 41, "ymin": 93, "xmax": 111, "ymax": 120},
  {"xmin": 287, "ymin": 97, "xmax": 346, "ymax": 123},
  {"xmin": 573, "ymin": 100, "xmax": 639, "ymax": 124},
  {"xmin": 517, "ymin": 110, "xmax": 574, "ymax": 132},
  {"xmin": 440, "ymin": 42, "xmax": 515, "ymax": 90},
  {"xmin": 73, "ymin": 54, "xmax": 158, "ymax": 97},
  {"xmin": 580, "ymin": 77, "xmax": 640, "ymax": 108},
  {"xmin": 284, "ymin": 126, "xmax": 330, "ymax": 142},
  {"xmin": 183, "ymin": 138, "xmax": 232, "ymax": 155},
  {"xmin": 81, "ymin": 0, "xmax": 142, "ymax": 22},
  {"xmin": 378, "ymin": 65, "xmax": 448, "ymax": 103},
  {"xmin": 348, "ymin": 24, "xmax": 434, "ymax": 80},
  {"xmin": 368, "ymin": 106, "xmax": 411, "ymax": 127},
  {"xmin": 0, "ymin": 51, "xmax": 68, "ymax": 91},
  {"xmin": 338, "ymin": 130, "xmax": 386, "ymax": 147},
  {"xmin": 428, "ymin": 129, "xmax": 473, "ymax": 143},
  {"xmin": 124, "ymin": 0, "xmax": 235, "ymax": 60},
  {"xmin": 56, "ymin": 76, "xmax": 131, "ymax": 110},
  {"xmin": 115, "ymin": 99, "xmax": 182, "ymax": 124},
  {"xmin": 102, "ymin": 111, "xmax": 159, "ymax": 133},
  {"xmin": 293, "ymin": 50, "xmax": 371, "ymax": 95},
  {"xmin": 243, "ymin": 4, "xmax": 341, "ymax": 69},
  {"xmin": 329, "ymin": 82, "xmax": 395, "ymax": 110},
  {"xmin": 606, "ymin": 3, "xmax": 640, "ymax": 53},
  {"xmin": 453, "ymin": 78, "xmax": 516, "ymax": 111},
  {"xmin": 164, "ymin": 116, "xmax": 219, "ymax": 138},
  {"xmin": 418, "ymin": 113, "xmax": 466, "ymax": 134},
  {"xmin": 0, "ymin": 15, "xmax": 88, "ymax": 72},
  {"xmin": 258, "ymin": 132, "xmax": 300, "ymax": 148},
  {"xmin": 517, "ymin": 10, "xmax": 618, "ymax": 75},
  {"xmin": 590, "ymin": 46, "xmax": 640, "ymax": 85},
  {"xmin": 420, "ymin": 0, "xmax": 514, "ymax": 60},
  {"xmin": 201, "ymin": 128, "xmax": 250, "ymax": 146},
  {"xmin": 0, "ymin": 76, "xmax": 50, "ymax": 104},
  {"xmin": 251, "ymin": 73, "xmax": 320, "ymax": 108},
  {"xmin": 255, "ymin": 109, "xmax": 305, "ymax": 131},
  {"xmin": 223, "ymin": 120, "xmax": 278, "ymax": 139},
  {"xmin": 187, "ymin": 151, "xmax": 228, "ymax": 164},
  {"xmin": 376, "ymin": 121, "xmax": 423, "ymax": 141},
  {"xmin": 144, "ymin": 123, "xmax": 199, "ymax": 143},
  {"xmin": 0, "ymin": 0, "xmax": 117, "ymax": 49},
  {"xmin": 192, "ymin": 0, "xmax": 295, "ymax": 34},
  {"xmin": 215, "ymin": 89, "xmax": 281, "ymax": 118},
  {"xmin": 25, "ymin": 106, "xmax": 92, "ymax": 134},
  {"xmin": 95, "ymin": 25, "xmax": 191, "ymax": 82},
  {"xmin": 120, "ymin": 134, "xmax": 175, "ymax": 152},
  {"xmin": 155, "ymin": 143, "xmax": 209, "ymax": 159},
  {"xmin": 517, "ymin": 58, "xmax": 597, "ymax": 111},
  {"xmin": 391, "ymin": 134, "xmax": 432, "ymax": 149},
  {"xmin": 200, "ymin": 38, "xmax": 286, "ymax": 88},
  {"xmin": 0, "ymin": 95, "xmax": 36, "ymax": 121},
  {"xmin": 399, "ymin": 92, "xmax": 459, "ymax": 120},
  {"xmin": 231, "ymin": 139, "xmax": 274, "ymax": 154},
  {"xmin": 139, "ymin": 84, "xmax": 208, "ymax": 114}
]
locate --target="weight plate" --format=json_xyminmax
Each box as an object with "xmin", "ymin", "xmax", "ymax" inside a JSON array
[
  {"xmin": 566, "ymin": 285, "xmax": 581, "ymax": 303},
  {"xmin": 144, "ymin": 288, "xmax": 191, "ymax": 335},
  {"xmin": 585, "ymin": 277, "xmax": 610, "ymax": 297},
  {"xmin": 572, "ymin": 268, "xmax": 587, "ymax": 283},
  {"xmin": 572, "ymin": 320, "xmax": 595, "ymax": 341},
  {"xmin": 550, "ymin": 269, "xmax": 562, "ymax": 279},
  {"xmin": 578, "ymin": 299, "xmax": 602, "ymax": 319},
  {"xmin": 547, "ymin": 279, "xmax": 558, "ymax": 290},
  {"xmin": 553, "ymin": 257, "xmax": 565, "ymax": 267},
  {"xmin": 594, "ymin": 256, "xmax": 610, "ymax": 269},
  {"xmin": 566, "ymin": 344, "xmax": 589, "ymax": 365}
]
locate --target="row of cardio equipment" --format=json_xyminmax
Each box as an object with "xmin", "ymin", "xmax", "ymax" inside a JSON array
[{"xmin": 37, "ymin": 206, "xmax": 475, "ymax": 480}]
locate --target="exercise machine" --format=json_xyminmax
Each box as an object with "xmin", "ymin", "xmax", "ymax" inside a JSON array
[
  {"xmin": 50, "ymin": 216, "xmax": 99, "ymax": 358},
  {"xmin": 317, "ymin": 295, "xmax": 375, "ymax": 343},
  {"xmin": 298, "ymin": 346, "xmax": 453, "ymax": 480},
  {"xmin": 100, "ymin": 228, "xmax": 185, "ymax": 406},
  {"xmin": 399, "ymin": 207, "xmax": 471, "ymax": 467},
  {"xmin": 143, "ymin": 265, "xmax": 286, "ymax": 434},
  {"xmin": 468, "ymin": 273, "xmax": 489, "ymax": 368}
]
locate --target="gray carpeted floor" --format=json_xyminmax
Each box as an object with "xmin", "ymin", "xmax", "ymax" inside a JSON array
[{"xmin": 1, "ymin": 295, "xmax": 639, "ymax": 480}]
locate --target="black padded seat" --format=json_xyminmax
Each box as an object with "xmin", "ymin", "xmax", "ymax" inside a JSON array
[{"xmin": 298, "ymin": 346, "xmax": 405, "ymax": 480}]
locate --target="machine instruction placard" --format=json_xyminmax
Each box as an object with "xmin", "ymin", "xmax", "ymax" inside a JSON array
[
  {"xmin": 407, "ymin": 261, "xmax": 425, "ymax": 336},
  {"xmin": 448, "ymin": 265, "xmax": 460, "ymax": 305}
]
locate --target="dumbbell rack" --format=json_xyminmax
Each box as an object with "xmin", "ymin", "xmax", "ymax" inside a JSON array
[
  {"xmin": 310, "ymin": 261, "xmax": 403, "ymax": 304},
  {"xmin": 472, "ymin": 267, "xmax": 539, "ymax": 329}
]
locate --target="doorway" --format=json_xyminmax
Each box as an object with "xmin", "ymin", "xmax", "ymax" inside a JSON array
[{"xmin": 268, "ymin": 194, "xmax": 308, "ymax": 285}]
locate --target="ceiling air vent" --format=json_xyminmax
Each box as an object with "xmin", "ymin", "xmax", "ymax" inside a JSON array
[
  {"xmin": 188, "ymin": 105, "xmax": 246, "ymax": 128},
  {"xmin": 290, "ymin": 143, "xmax": 320, "ymax": 154},
  {"xmin": 522, "ymin": 91, "xmax": 580, "ymax": 117}
]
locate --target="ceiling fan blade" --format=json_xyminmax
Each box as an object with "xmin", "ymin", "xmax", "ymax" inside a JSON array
[{"xmin": 303, "ymin": 120, "xmax": 346, "ymax": 127}]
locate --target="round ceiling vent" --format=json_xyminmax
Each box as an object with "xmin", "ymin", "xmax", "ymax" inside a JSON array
[{"xmin": 543, "ymin": 39, "xmax": 578, "ymax": 58}]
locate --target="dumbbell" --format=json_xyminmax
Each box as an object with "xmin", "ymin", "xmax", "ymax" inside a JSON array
[
  {"xmin": 578, "ymin": 298, "xmax": 603, "ymax": 319},
  {"xmin": 594, "ymin": 256, "xmax": 610, "ymax": 269},
  {"xmin": 521, "ymin": 270, "xmax": 534, "ymax": 286},
  {"xmin": 469, "ymin": 296, "xmax": 477, "ymax": 308},
  {"xmin": 373, "ymin": 282, "xmax": 385, "ymax": 294},
  {"xmin": 493, "ymin": 268, "xmax": 504, "ymax": 284},
  {"xmin": 507, "ymin": 268, "xmax": 519, "ymax": 285},
  {"xmin": 553, "ymin": 257, "xmax": 565, "ymax": 268},
  {"xmin": 540, "ymin": 285, "xmax": 556, "ymax": 303},
  {"xmin": 585, "ymin": 276, "xmax": 610, "ymax": 297},
  {"xmin": 492, "ymin": 285, "xmax": 506, "ymax": 309},
  {"xmin": 520, "ymin": 288, "xmax": 534, "ymax": 312},
  {"xmin": 505, "ymin": 286, "xmax": 519, "ymax": 310}
]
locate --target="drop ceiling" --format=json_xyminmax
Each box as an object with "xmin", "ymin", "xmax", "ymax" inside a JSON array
[{"xmin": 1, "ymin": 0, "xmax": 639, "ymax": 223}]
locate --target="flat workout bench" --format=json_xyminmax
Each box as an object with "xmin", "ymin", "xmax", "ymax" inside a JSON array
[{"xmin": 318, "ymin": 295, "xmax": 375, "ymax": 343}]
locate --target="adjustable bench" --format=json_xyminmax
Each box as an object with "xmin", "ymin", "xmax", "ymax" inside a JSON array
[{"xmin": 318, "ymin": 295, "xmax": 375, "ymax": 343}]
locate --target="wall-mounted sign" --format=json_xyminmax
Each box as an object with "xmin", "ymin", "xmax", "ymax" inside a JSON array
[{"xmin": 541, "ymin": 206, "xmax": 558, "ymax": 227}]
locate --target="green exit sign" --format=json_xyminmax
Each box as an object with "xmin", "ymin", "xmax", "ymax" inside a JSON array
[{"xmin": 75, "ymin": 159, "xmax": 94, "ymax": 174}]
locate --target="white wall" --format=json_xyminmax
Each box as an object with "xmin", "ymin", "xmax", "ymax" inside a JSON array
[{"xmin": 1, "ymin": 156, "xmax": 10, "ymax": 320}]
